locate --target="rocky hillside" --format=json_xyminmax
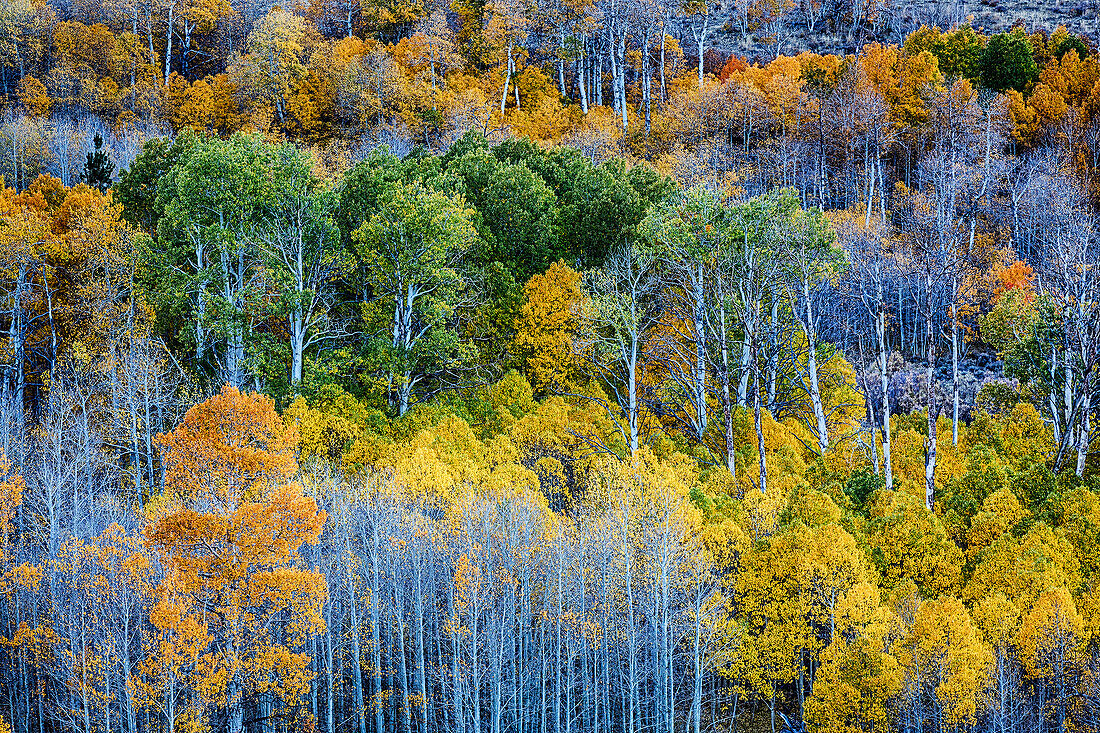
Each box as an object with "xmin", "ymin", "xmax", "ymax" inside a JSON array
[{"xmin": 694, "ymin": 0, "xmax": 1099, "ymax": 63}]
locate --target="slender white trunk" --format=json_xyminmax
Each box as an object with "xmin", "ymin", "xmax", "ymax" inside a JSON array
[
  {"xmin": 164, "ymin": 3, "xmax": 173, "ymax": 85},
  {"xmin": 951, "ymin": 289, "xmax": 959, "ymax": 446},
  {"xmin": 501, "ymin": 41, "xmax": 513, "ymax": 115},
  {"xmin": 720, "ymin": 307, "xmax": 736, "ymax": 477},
  {"xmin": 924, "ymin": 277, "xmax": 937, "ymax": 511},
  {"xmin": 577, "ymin": 47, "xmax": 589, "ymax": 114},
  {"xmin": 878, "ymin": 306, "xmax": 893, "ymax": 490},
  {"xmin": 618, "ymin": 31, "xmax": 627, "ymax": 130},
  {"xmin": 693, "ymin": 12, "xmax": 708, "ymax": 85},
  {"xmin": 803, "ymin": 277, "xmax": 828, "ymax": 453},
  {"xmin": 694, "ymin": 263, "xmax": 708, "ymax": 438},
  {"xmin": 1077, "ymin": 373, "xmax": 1091, "ymax": 476},
  {"xmin": 558, "ymin": 28, "xmax": 567, "ymax": 97}
]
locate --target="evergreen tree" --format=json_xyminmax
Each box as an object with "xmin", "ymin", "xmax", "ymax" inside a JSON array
[
  {"xmin": 82, "ymin": 133, "xmax": 115, "ymax": 192},
  {"xmin": 978, "ymin": 29, "xmax": 1038, "ymax": 92}
]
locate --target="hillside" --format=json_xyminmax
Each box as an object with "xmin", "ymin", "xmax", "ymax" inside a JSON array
[
  {"xmin": 697, "ymin": 0, "xmax": 1100, "ymax": 61},
  {"xmin": 1, "ymin": 4, "xmax": 1100, "ymax": 733}
]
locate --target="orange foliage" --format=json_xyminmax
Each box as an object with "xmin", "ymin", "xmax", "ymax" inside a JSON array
[
  {"xmin": 991, "ymin": 260, "xmax": 1036, "ymax": 301},
  {"xmin": 718, "ymin": 55, "xmax": 749, "ymax": 81},
  {"xmin": 142, "ymin": 385, "xmax": 326, "ymax": 729},
  {"xmin": 17, "ymin": 77, "xmax": 51, "ymax": 117},
  {"xmin": 155, "ymin": 385, "xmax": 299, "ymax": 509},
  {"xmin": 0, "ymin": 456, "xmax": 24, "ymax": 559}
]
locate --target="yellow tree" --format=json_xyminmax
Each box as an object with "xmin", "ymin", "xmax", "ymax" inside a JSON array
[
  {"xmin": 86, "ymin": 525, "xmax": 154, "ymax": 733},
  {"xmin": 133, "ymin": 571, "xmax": 212, "ymax": 733},
  {"xmin": 229, "ymin": 9, "xmax": 310, "ymax": 129},
  {"xmin": 805, "ymin": 583, "xmax": 902, "ymax": 733},
  {"xmin": 965, "ymin": 523, "xmax": 1081, "ymax": 607},
  {"xmin": 0, "ymin": 455, "xmax": 22, "ymax": 561},
  {"xmin": 867, "ymin": 490, "xmax": 964, "ymax": 598},
  {"xmin": 897, "ymin": 596, "xmax": 993, "ymax": 732},
  {"xmin": 1017, "ymin": 587, "xmax": 1086, "ymax": 731},
  {"xmin": 729, "ymin": 516, "xmax": 870, "ymax": 728},
  {"xmin": 513, "ymin": 261, "xmax": 588, "ymax": 397},
  {"xmin": 143, "ymin": 385, "xmax": 327, "ymax": 733},
  {"xmin": 483, "ymin": 0, "xmax": 533, "ymax": 115},
  {"xmin": 47, "ymin": 525, "xmax": 155, "ymax": 733},
  {"xmin": 972, "ymin": 593, "xmax": 1025, "ymax": 731}
]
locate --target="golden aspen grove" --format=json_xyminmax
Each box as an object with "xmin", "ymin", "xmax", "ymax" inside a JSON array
[{"xmin": 2, "ymin": 0, "xmax": 1100, "ymax": 731}]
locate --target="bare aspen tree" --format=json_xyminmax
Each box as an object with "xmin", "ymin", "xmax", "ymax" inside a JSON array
[
  {"xmin": 778, "ymin": 203, "xmax": 839, "ymax": 455},
  {"xmin": 839, "ymin": 215, "xmax": 898, "ymax": 490},
  {"xmin": 577, "ymin": 243, "xmax": 660, "ymax": 454},
  {"xmin": 1038, "ymin": 183, "xmax": 1099, "ymax": 476}
]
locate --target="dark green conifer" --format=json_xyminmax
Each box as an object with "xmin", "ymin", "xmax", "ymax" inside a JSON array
[{"xmin": 82, "ymin": 133, "xmax": 115, "ymax": 193}]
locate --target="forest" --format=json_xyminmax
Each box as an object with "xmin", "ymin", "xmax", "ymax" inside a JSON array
[{"xmin": 2, "ymin": 0, "xmax": 1100, "ymax": 730}]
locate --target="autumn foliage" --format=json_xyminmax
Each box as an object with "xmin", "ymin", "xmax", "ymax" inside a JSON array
[
  {"xmin": 3, "ymin": 1, "xmax": 1100, "ymax": 731},
  {"xmin": 141, "ymin": 386, "xmax": 326, "ymax": 732}
]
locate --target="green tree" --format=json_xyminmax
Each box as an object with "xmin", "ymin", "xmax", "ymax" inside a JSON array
[
  {"xmin": 254, "ymin": 144, "xmax": 347, "ymax": 392},
  {"xmin": 81, "ymin": 133, "xmax": 115, "ymax": 193},
  {"xmin": 336, "ymin": 147, "xmax": 445, "ymax": 245},
  {"xmin": 979, "ymin": 29, "xmax": 1038, "ymax": 92},
  {"xmin": 155, "ymin": 133, "xmax": 280, "ymax": 387},
  {"xmin": 904, "ymin": 24, "xmax": 986, "ymax": 82},
  {"xmin": 1052, "ymin": 32, "xmax": 1089, "ymax": 62},
  {"xmin": 445, "ymin": 148, "xmax": 560, "ymax": 282},
  {"xmin": 492, "ymin": 141, "xmax": 674, "ymax": 267},
  {"xmin": 352, "ymin": 181, "xmax": 479, "ymax": 416},
  {"xmin": 116, "ymin": 132, "xmax": 198, "ymax": 233}
]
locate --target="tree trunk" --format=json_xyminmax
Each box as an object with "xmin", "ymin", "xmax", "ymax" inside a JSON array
[
  {"xmin": 694, "ymin": 263, "xmax": 708, "ymax": 439},
  {"xmin": 1077, "ymin": 386, "xmax": 1091, "ymax": 476},
  {"xmin": 924, "ymin": 283, "xmax": 937, "ymax": 511},
  {"xmin": 951, "ymin": 280, "xmax": 959, "ymax": 446},
  {"xmin": 371, "ymin": 526, "xmax": 384, "ymax": 733},
  {"xmin": 501, "ymin": 42, "xmax": 513, "ymax": 116},
  {"xmin": 643, "ymin": 30, "xmax": 651, "ymax": 134},
  {"xmin": 578, "ymin": 49, "xmax": 589, "ymax": 114},
  {"xmin": 720, "ymin": 308, "xmax": 736, "ymax": 478},
  {"xmin": 804, "ymin": 277, "xmax": 829, "ymax": 453},
  {"xmin": 753, "ymin": 337, "xmax": 768, "ymax": 494},
  {"xmin": 558, "ymin": 28, "xmax": 567, "ymax": 98},
  {"xmin": 617, "ymin": 31, "xmax": 627, "ymax": 130},
  {"xmin": 164, "ymin": 3, "xmax": 173, "ymax": 85},
  {"xmin": 878, "ymin": 306, "xmax": 893, "ymax": 490},
  {"xmin": 348, "ymin": 563, "xmax": 367, "ymax": 733},
  {"xmin": 694, "ymin": 12, "xmax": 708, "ymax": 85},
  {"xmin": 659, "ymin": 19, "xmax": 667, "ymax": 103}
]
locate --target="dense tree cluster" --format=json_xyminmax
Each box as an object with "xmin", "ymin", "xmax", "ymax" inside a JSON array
[
  {"xmin": 0, "ymin": 0, "xmax": 1097, "ymax": 193},
  {"xmin": 1, "ymin": 8, "xmax": 1100, "ymax": 733}
]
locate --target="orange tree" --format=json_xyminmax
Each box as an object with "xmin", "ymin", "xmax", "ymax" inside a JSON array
[{"xmin": 140, "ymin": 385, "xmax": 327, "ymax": 733}]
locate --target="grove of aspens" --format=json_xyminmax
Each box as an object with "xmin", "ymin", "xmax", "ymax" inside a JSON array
[{"xmin": 0, "ymin": 0, "xmax": 1099, "ymax": 732}]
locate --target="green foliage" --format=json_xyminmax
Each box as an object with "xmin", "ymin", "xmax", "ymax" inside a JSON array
[
  {"xmin": 336, "ymin": 147, "xmax": 447, "ymax": 244},
  {"xmin": 974, "ymin": 381, "xmax": 1021, "ymax": 418},
  {"xmin": 444, "ymin": 147, "xmax": 561, "ymax": 281},
  {"xmin": 491, "ymin": 142, "xmax": 674, "ymax": 267},
  {"xmin": 336, "ymin": 148, "xmax": 406, "ymax": 241},
  {"xmin": 904, "ymin": 24, "xmax": 986, "ymax": 82},
  {"xmin": 464, "ymin": 261, "xmax": 524, "ymax": 370},
  {"xmin": 142, "ymin": 131, "xmax": 346, "ymax": 392},
  {"xmin": 845, "ymin": 467, "xmax": 884, "ymax": 510},
  {"xmin": 441, "ymin": 129, "xmax": 492, "ymax": 168},
  {"xmin": 353, "ymin": 180, "xmax": 479, "ymax": 415},
  {"xmin": 979, "ymin": 29, "xmax": 1038, "ymax": 92},
  {"xmin": 81, "ymin": 133, "xmax": 114, "ymax": 193},
  {"xmin": 115, "ymin": 132, "xmax": 197, "ymax": 232},
  {"xmin": 1052, "ymin": 33, "xmax": 1089, "ymax": 62},
  {"xmin": 154, "ymin": 133, "xmax": 281, "ymax": 375}
]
